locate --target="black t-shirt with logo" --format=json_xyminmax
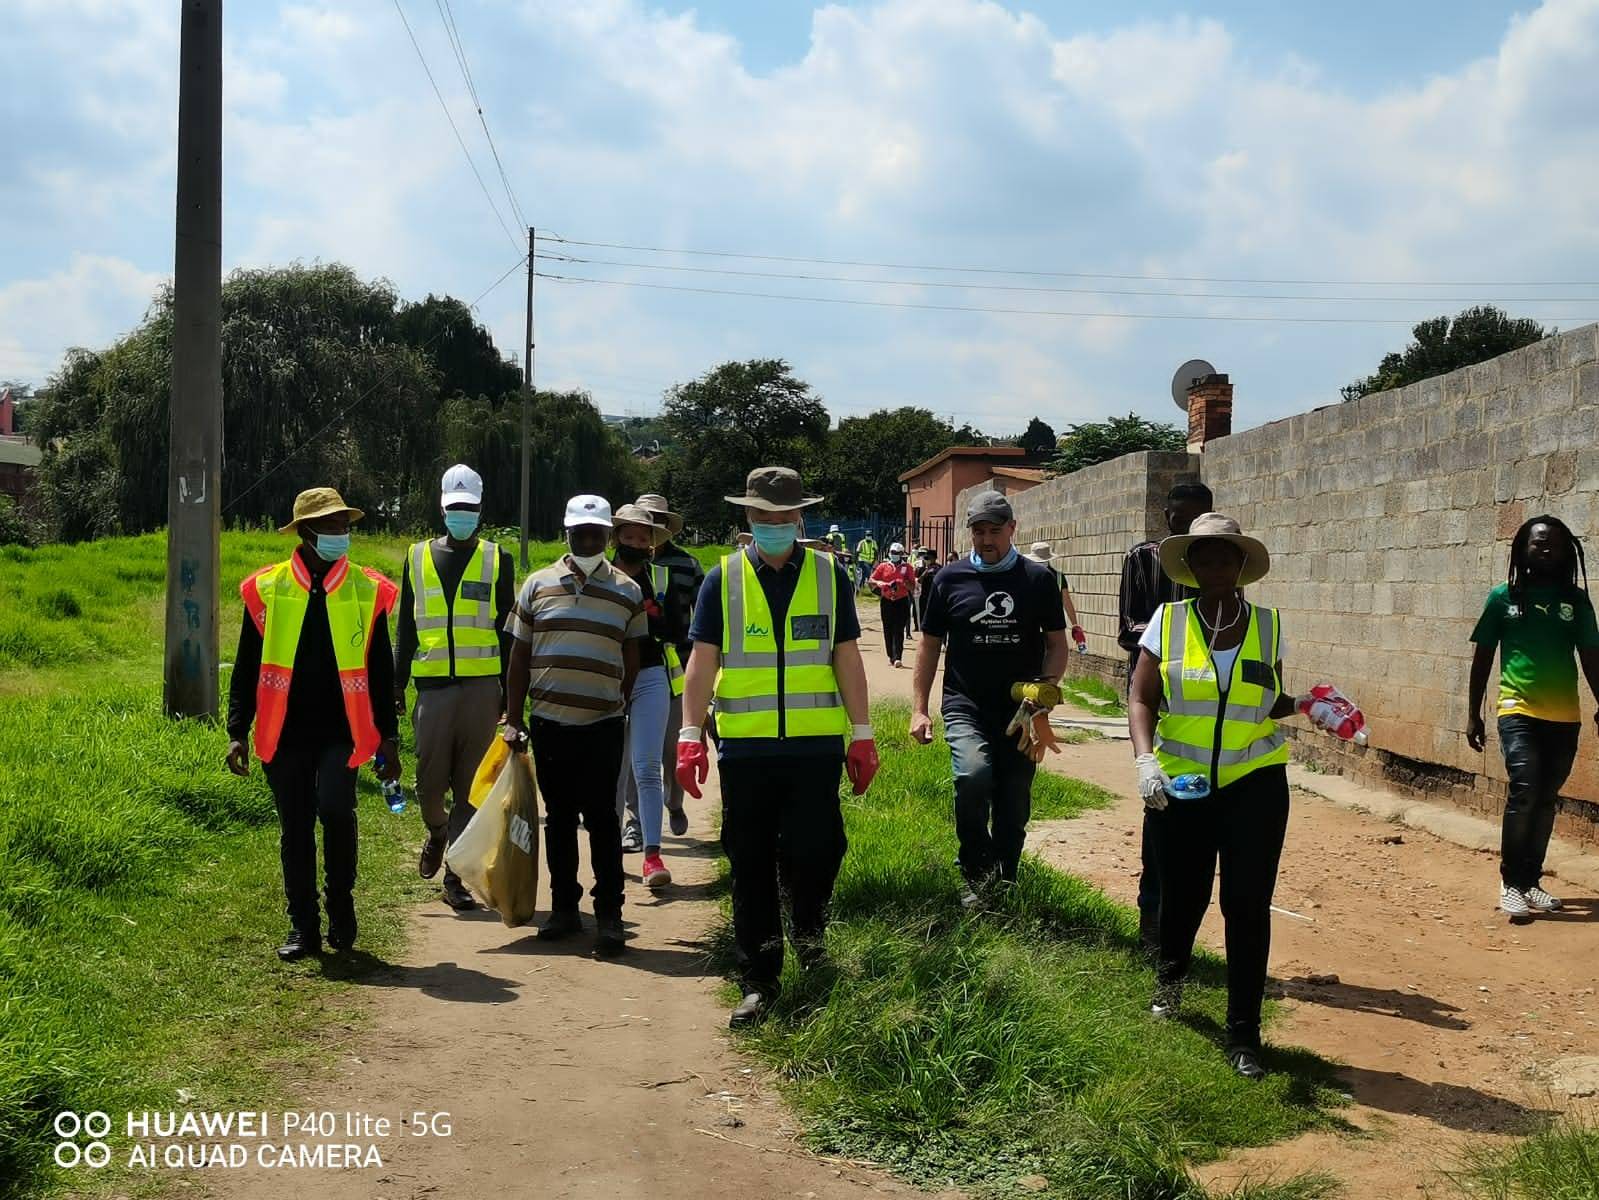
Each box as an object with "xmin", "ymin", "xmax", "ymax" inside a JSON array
[{"xmin": 923, "ymin": 555, "xmax": 1066, "ymax": 726}]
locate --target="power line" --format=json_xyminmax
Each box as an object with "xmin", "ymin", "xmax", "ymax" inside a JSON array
[
  {"xmin": 534, "ymin": 270, "xmax": 1599, "ymax": 326},
  {"xmin": 392, "ymin": 0, "xmax": 522, "ymax": 254},
  {"xmin": 542, "ymin": 251, "xmax": 1599, "ymax": 305},
  {"xmin": 433, "ymin": 0, "xmax": 528, "ymax": 233},
  {"xmin": 223, "ymin": 254, "xmax": 528, "ymax": 514},
  {"xmin": 535, "ymin": 233, "xmax": 1599, "ymax": 290}
]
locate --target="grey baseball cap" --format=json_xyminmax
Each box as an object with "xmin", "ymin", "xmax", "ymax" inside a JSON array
[{"xmin": 965, "ymin": 489, "xmax": 1013, "ymax": 527}]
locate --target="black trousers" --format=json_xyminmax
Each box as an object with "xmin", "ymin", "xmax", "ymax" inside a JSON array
[
  {"xmin": 880, "ymin": 597, "xmax": 911, "ymax": 663},
  {"xmin": 263, "ymin": 740, "xmax": 358, "ymax": 936},
  {"xmin": 1499, "ymin": 715, "xmax": 1580, "ymax": 890},
  {"xmin": 720, "ymin": 755, "xmax": 847, "ymax": 991},
  {"xmin": 530, "ymin": 716, "xmax": 626, "ymax": 918},
  {"xmin": 1157, "ymin": 763, "xmax": 1290, "ymax": 1052}
]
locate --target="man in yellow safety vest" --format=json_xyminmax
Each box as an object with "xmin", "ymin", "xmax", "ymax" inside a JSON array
[
  {"xmin": 676, "ymin": 467, "xmax": 879, "ymax": 1027},
  {"xmin": 226, "ymin": 487, "xmax": 399, "ymax": 962},
  {"xmin": 393, "ymin": 464, "xmax": 515, "ymax": 912}
]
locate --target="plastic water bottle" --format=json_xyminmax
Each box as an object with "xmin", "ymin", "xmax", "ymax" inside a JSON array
[
  {"xmin": 1297, "ymin": 684, "xmax": 1369, "ymax": 746},
  {"xmin": 373, "ymin": 753, "xmax": 407, "ymax": 813},
  {"xmin": 1166, "ymin": 774, "xmax": 1211, "ymax": 802}
]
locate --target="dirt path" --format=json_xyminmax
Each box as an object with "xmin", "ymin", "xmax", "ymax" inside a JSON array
[
  {"xmin": 190, "ymin": 729, "xmax": 948, "ymax": 1200},
  {"xmin": 852, "ymin": 609, "xmax": 1599, "ymax": 1198}
]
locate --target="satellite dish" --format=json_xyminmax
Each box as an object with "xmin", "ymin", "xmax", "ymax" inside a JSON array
[{"xmin": 1171, "ymin": 359, "xmax": 1216, "ymax": 412}]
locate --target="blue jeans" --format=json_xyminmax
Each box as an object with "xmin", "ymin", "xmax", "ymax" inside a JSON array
[
  {"xmin": 627, "ymin": 666, "xmax": 671, "ymax": 850},
  {"xmin": 1498, "ymin": 715, "xmax": 1580, "ymax": 890},
  {"xmin": 945, "ymin": 711, "xmax": 1037, "ymax": 883}
]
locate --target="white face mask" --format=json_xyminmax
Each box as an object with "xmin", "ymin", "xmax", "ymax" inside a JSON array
[{"xmin": 569, "ymin": 551, "xmax": 607, "ymax": 575}]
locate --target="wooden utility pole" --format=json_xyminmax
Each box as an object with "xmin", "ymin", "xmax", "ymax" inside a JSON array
[
  {"xmin": 164, "ymin": 0, "xmax": 223, "ymax": 720},
  {"xmin": 520, "ymin": 226, "xmax": 534, "ymax": 568}
]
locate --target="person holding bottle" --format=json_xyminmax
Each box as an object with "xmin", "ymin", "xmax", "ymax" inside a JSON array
[
  {"xmin": 226, "ymin": 488, "xmax": 399, "ymax": 961},
  {"xmin": 1024, "ymin": 541, "xmax": 1087, "ymax": 653},
  {"xmin": 867, "ymin": 541, "xmax": 917, "ymax": 668}
]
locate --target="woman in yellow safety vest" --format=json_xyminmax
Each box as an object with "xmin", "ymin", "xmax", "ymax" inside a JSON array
[
  {"xmin": 1126, "ymin": 513, "xmax": 1312, "ymax": 1081},
  {"xmin": 610, "ymin": 504, "xmax": 689, "ymax": 890}
]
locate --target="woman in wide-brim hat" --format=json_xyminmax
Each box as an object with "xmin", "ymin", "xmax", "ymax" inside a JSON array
[
  {"xmin": 1126, "ymin": 512, "xmax": 1310, "ymax": 1081},
  {"xmin": 609, "ymin": 504, "xmax": 686, "ymax": 890}
]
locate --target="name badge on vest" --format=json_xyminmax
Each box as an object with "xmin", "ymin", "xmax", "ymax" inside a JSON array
[
  {"xmin": 791, "ymin": 615, "xmax": 830, "ymax": 642},
  {"xmin": 460, "ymin": 581, "xmax": 491, "ymax": 602},
  {"xmin": 1240, "ymin": 659, "xmax": 1276, "ymax": 689}
]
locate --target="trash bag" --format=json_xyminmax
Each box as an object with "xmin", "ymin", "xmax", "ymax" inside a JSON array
[{"xmin": 443, "ymin": 737, "xmax": 540, "ymax": 927}]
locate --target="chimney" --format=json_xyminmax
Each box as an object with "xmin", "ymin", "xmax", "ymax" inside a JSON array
[
  {"xmin": 0, "ymin": 388, "xmax": 12, "ymax": 437},
  {"xmin": 1186, "ymin": 373, "xmax": 1232, "ymax": 450}
]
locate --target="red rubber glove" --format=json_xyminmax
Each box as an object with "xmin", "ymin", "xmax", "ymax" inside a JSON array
[
  {"xmin": 845, "ymin": 738, "xmax": 879, "ymax": 796},
  {"xmin": 1071, "ymin": 625, "xmax": 1087, "ymax": 651},
  {"xmin": 676, "ymin": 738, "xmax": 709, "ymax": 799}
]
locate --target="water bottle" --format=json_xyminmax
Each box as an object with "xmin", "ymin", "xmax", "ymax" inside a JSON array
[
  {"xmin": 1297, "ymin": 684, "xmax": 1368, "ymax": 746},
  {"xmin": 374, "ymin": 752, "xmax": 407, "ymax": 813},
  {"xmin": 1166, "ymin": 773, "xmax": 1211, "ymax": 802}
]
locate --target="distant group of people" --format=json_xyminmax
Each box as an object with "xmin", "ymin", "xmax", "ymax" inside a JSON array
[{"xmin": 225, "ymin": 461, "xmax": 1599, "ymax": 1075}]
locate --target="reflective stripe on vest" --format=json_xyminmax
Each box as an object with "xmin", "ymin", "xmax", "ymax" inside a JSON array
[
  {"xmin": 714, "ymin": 547, "xmax": 846, "ymax": 740},
  {"xmin": 410, "ymin": 539, "xmax": 501, "ymax": 678},
  {"xmin": 1154, "ymin": 600, "xmax": 1288, "ymax": 789},
  {"xmin": 650, "ymin": 563, "xmax": 686, "ymax": 697},
  {"xmin": 241, "ymin": 549, "xmax": 397, "ymax": 767}
]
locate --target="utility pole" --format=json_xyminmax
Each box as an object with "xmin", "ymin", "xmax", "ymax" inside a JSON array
[
  {"xmin": 520, "ymin": 226, "xmax": 534, "ymax": 569},
  {"xmin": 164, "ymin": 0, "xmax": 223, "ymax": 720}
]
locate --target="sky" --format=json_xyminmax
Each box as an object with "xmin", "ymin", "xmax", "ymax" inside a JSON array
[{"xmin": 5, "ymin": 0, "xmax": 1599, "ymax": 437}]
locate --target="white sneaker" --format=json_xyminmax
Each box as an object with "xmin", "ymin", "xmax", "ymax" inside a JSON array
[
  {"xmin": 1526, "ymin": 885, "xmax": 1563, "ymax": 912},
  {"xmin": 1500, "ymin": 884, "xmax": 1531, "ymax": 918}
]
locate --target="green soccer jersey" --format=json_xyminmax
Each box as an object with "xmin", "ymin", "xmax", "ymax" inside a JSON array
[{"xmin": 1470, "ymin": 582, "xmax": 1599, "ymax": 724}]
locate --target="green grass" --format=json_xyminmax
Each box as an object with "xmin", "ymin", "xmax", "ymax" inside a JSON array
[
  {"xmin": 1450, "ymin": 1117, "xmax": 1599, "ymax": 1199},
  {"xmin": 721, "ymin": 701, "xmax": 1343, "ymax": 1198},
  {"xmin": 1060, "ymin": 674, "xmax": 1128, "ymax": 719}
]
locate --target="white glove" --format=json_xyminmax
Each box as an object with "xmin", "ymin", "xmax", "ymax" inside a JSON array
[{"xmin": 1135, "ymin": 753, "xmax": 1171, "ymax": 811}]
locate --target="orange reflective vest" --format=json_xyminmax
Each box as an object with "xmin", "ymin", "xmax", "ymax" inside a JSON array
[{"xmin": 240, "ymin": 548, "xmax": 398, "ymax": 767}]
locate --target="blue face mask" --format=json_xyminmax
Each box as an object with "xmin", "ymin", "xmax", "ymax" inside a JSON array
[
  {"xmin": 970, "ymin": 546, "xmax": 1018, "ymax": 573},
  {"xmin": 443, "ymin": 510, "xmax": 480, "ymax": 540},
  {"xmin": 750, "ymin": 521, "xmax": 798, "ymax": 555},
  {"xmin": 314, "ymin": 533, "xmax": 351, "ymax": 562}
]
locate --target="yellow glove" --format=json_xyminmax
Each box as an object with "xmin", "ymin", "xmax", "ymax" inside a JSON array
[{"xmin": 1009, "ymin": 681, "xmax": 1062, "ymax": 709}]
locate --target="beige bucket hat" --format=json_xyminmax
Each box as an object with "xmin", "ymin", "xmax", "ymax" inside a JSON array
[{"xmin": 1158, "ymin": 512, "xmax": 1270, "ymax": 587}]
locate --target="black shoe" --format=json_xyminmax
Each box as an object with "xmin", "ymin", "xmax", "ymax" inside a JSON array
[
  {"xmin": 276, "ymin": 929, "xmax": 320, "ymax": 961},
  {"xmin": 667, "ymin": 805, "xmax": 689, "ymax": 838},
  {"xmin": 1150, "ymin": 982, "xmax": 1182, "ymax": 1019},
  {"xmin": 419, "ymin": 827, "xmax": 448, "ymax": 879},
  {"xmin": 1227, "ymin": 1047, "xmax": 1266, "ymax": 1080},
  {"xmin": 729, "ymin": 992, "xmax": 768, "ymax": 1028},
  {"xmin": 620, "ymin": 819, "xmax": 644, "ymax": 854},
  {"xmin": 538, "ymin": 910, "xmax": 582, "ymax": 940},
  {"xmin": 794, "ymin": 937, "xmax": 827, "ymax": 971},
  {"xmin": 442, "ymin": 875, "xmax": 478, "ymax": 912},
  {"xmin": 327, "ymin": 918, "xmax": 357, "ymax": 952},
  {"xmin": 594, "ymin": 914, "xmax": 626, "ymax": 957}
]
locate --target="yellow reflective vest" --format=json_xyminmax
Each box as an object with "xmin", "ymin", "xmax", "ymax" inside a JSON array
[
  {"xmin": 408, "ymin": 538, "xmax": 501, "ymax": 679},
  {"xmin": 1155, "ymin": 600, "xmax": 1289, "ymax": 789},
  {"xmin": 714, "ymin": 547, "xmax": 846, "ymax": 741},
  {"xmin": 650, "ymin": 562, "xmax": 685, "ymax": 697}
]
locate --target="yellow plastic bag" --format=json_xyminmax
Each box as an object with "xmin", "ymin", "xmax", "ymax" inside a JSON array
[{"xmin": 443, "ymin": 737, "xmax": 541, "ymax": 927}]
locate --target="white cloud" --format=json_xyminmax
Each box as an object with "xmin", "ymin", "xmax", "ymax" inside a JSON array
[{"xmin": 0, "ymin": 256, "xmax": 169, "ymax": 381}]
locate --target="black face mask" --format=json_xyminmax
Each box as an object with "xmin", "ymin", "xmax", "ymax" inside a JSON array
[{"xmin": 613, "ymin": 544, "xmax": 651, "ymax": 567}]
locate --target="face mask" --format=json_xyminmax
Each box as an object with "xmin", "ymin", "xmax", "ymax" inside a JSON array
[
  {"xmin": 314, "ymin": 533, "xmax": 350, "ymax": 562},
  {"xmin": 613, "ymin": 544, "xmax": 650, "ymax": 567},
  {"xmin": 443, "ymin": 510, "xmax": 479, "ymax": 540},
  {"xmin": 569, "ymin": 551, "xmax": 606, "ymax": 574},
  {"xmin": 750, "ymin": 521, "xmax": 798, "ymax": 555},
  {"xmin": 970, "ymin": 546, "xmax": 1018, "ymax": 573},
  {"xmin": 890, "ymin": 553, "xmax": 905, "ymax": 564}
]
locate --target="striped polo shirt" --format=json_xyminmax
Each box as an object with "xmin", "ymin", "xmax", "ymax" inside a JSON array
[{"xmin": 505, "ymin": 556, "xmax": 647, "ymax": 725}]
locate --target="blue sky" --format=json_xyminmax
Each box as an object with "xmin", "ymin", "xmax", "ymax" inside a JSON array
[{"xmin": 6, "ymin": 0, "xmax": 1599, "ymax": 436}]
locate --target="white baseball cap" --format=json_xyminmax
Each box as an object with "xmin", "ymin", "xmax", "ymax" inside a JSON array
[
  {"xmin": 563, "ymin": 494, "xmax": 613, "ymax": 528},
  {"xmin": 441, "ymin": 463, "xmax": 483, "ymax": 507},
  {"xmin": 889, "ymin": 542, "xmax": 905, "ymax": 553},
  {"xmin": 829, "ymin": 524, "xmax": 840, "ymax": 533}
]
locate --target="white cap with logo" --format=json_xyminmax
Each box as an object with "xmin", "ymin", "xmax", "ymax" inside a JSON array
[
  {"xmin": 441, "ymin": 463, "xmax": 483, "ymax": 507},
  {"xmin": 564, "ymin": 494, "xmax": 613, "ymax": 528}
]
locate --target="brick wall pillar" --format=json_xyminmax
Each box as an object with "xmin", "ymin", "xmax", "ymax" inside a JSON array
[{"xmin": 1186, "ymin": 374, "xmax": 1232, "ymax": 450}]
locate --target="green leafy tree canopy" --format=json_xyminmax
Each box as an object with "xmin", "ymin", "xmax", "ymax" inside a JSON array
[
  {"xmin": 1342, "ymin": 305, "xmax": 1548, "ymax": 401},
  {"xmin": 1049, "ymin": 412, "xmax": 1186, "ymax": 476}
]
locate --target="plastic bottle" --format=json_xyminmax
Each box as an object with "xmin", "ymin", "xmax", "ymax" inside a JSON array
[
  {"xmin": 374, "ymin": 753, "xmax": 407, "ymax": 813},
  {"xmin": 1297, "ymin": 684, "xmax": 1369, "ymax": 746},
  {"xmin": 1166, "ymin": 773, "xmax": 1212, "ymax": 802}
]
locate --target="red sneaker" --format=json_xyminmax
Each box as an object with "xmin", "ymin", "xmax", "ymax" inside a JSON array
[{"xmin": 642, "ymin": 853, "xmax": 672, "ymax": 890}]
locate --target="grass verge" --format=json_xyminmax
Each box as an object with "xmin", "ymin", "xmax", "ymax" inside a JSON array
[
  {"xmin": 721, "ymin": 701, "xmax": 1343, "ymax": 1198},
  {"xmin": 1060, "ymin": 674, "xmax": 1127, "ymax": 718},
  {"xmin": 1450, "ymin": 1115, "xmax": 1599, "ymax": 1199}
]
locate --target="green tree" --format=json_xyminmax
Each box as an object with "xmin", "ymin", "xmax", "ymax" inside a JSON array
[
  {"xmin": 812, "ymin": 406, "xmax": 967, "ymax": 520},
  {"xmin": 1342, "ymin": 305, "xmax": 1548, "ymax": 401},
  {"xmin": 1049, "ymin": 413, "xmax": 1186, "ymax": 475},
  {"xmin": 654, "ymin": 360, "xmax": 829, "ymax": 535},
  {"xmin": 1017, "ymin": 416, "xmax": 1057, "ymax": 454}
]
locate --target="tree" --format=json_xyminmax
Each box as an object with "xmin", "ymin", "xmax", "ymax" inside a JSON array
[
  {"xmin": 1017, "ymin": 416, "xmax": 1057, "ymax": 455},
  {"xmin": 811, "ymin": 406, "xmax": 968, "ymax": 520},
  {"xmin": 1049, "ymin": 413, "xmax": 1186, "ymax": 475},
  {"xmin": 1342, "ymin": 306, "xmax": 1548, "ymax": 401},
  {"xmin": 654, "ymin": 360, "xmax": 829, "ymax": 535}
]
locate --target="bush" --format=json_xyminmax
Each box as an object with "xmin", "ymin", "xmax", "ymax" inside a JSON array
[{"xmin": 0, "ymin": 495, "xmax": 42, "ymax": 548}]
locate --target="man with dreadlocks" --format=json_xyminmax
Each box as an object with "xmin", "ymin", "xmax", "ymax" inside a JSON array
[{"xmin": 1467, "ymin": 515, "xmax": 1599, "ymax": 921}]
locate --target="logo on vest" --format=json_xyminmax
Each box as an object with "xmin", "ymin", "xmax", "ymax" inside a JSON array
[
  {"xmin": 349, "ymin": 627, "xmax": 365, "ymax": 648},
  {"xmin": 745, "ymin": 621, "xmax": 770, "ymax": 638}
]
